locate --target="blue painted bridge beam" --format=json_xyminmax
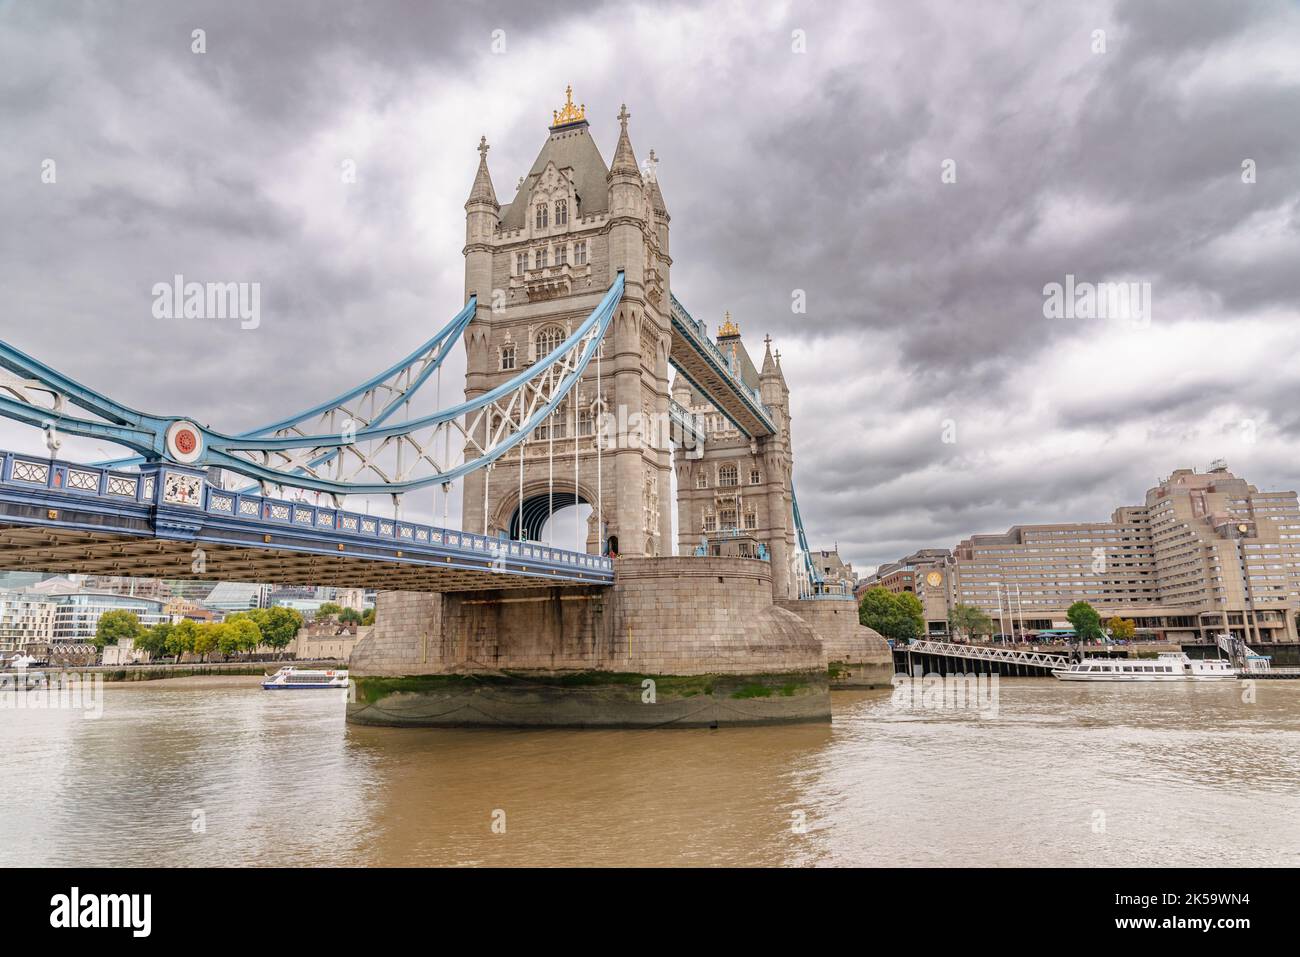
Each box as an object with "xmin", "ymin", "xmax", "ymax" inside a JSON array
[{"xmin": 0, "ymin": 450, "xmax": 613, "ymax": 591}]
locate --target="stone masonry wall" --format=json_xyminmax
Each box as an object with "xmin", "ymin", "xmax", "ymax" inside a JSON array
[
  {"xmin": 349, "ymin": 557, "xmax": 827, "ymax": 678},
  {"xmin": 775, "ymin": 597, "xmax": 894, "ymax": 687}
]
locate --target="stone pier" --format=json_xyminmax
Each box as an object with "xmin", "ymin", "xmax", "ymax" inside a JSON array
[
  {"xmin": 775, "ymin": 598, "xmax": 893, "ymax": 688},
  {"xmin": 347, "ymin": 557, "xmax": 833, "ymax": 728}
]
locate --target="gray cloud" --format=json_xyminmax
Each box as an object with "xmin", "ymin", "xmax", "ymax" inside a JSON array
[{"xmin": 1, "ymin": 0, "xmax": 1298, "ymax": 572}]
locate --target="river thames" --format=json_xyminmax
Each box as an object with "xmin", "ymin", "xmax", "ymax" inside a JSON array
[{"xmin": 2, "ymin": 677, "xmax": 1297, "ymax": 867}]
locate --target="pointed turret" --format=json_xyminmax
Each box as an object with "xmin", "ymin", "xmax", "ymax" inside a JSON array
[
  {"xmin": 609, "ymin": 103, "xmax": 640, "ymax": 177},
  {"xmin": 464, "ymin": 135, "xmax": 498, "ymax": 305},
  {"xmin": 646, "ymin": 149, "xmax": 668, "ymax": 216},
  {"xmin": 760, "ymin": 334, "xmax": 789, "ymax": 411},
  {"xmin": 465, "ymin": 135, "xmax": 499, "ymax": 209}
]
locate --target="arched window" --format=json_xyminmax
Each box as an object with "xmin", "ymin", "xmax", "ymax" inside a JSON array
[
  {"xmin": 555, "ymin": 199, "xmax": 568, "ymax": 225},
  {"xmin": 534, "ymin": 247, "xmax": 548, "ymax": 269},
  {"xmin": 695, "ymin": 469, "xmax": 708, "ymax": 489},
  {"xmin": 749, "ymin": 467, "xmax": 762, "ymax": 485},
  {"xmin": 718, "ymin": 464, "xmax": 739, "ymax": 487},
  {"xmin": 500, "ymin": 343, "xmax": 516, "ymax": 371},
  {"xmin": 535, "ymin": 204, "xmax": 548, "ymax": 229},
  {"xmin": 536, "ymin": 325, "xmax": 566, "ymax": 358}
]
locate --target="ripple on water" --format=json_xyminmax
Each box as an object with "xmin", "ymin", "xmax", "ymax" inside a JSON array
[{"xmin": 0, "ymin": 679, "xmax": 1296, "ymax": 866}]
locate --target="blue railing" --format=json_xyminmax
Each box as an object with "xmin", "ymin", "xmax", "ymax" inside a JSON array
[{"xmin": 0, "ymin": 449, "xmax": 613, "ymax": 577}]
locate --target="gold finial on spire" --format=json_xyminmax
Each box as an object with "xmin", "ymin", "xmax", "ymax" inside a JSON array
[
  {"xmin": 550, "ymin": 85, "xmax": 587, "ymax": 129},
  {"xmin": 718, "ymin": 311, "xmax": 740, "ymax": 338}
]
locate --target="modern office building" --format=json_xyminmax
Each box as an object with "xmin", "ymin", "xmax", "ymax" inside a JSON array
[
  {"xmin": 0, "ymin": 591, "xmax": 57, "ymax": 650},
  {"xmin": 46, "ymin": 593, "xmax": 168, "ymax": 642},
  {"xmin": 871, "ymin": 463, "xmax": 1300, "ymax": 644},
  {"xmin": 203, "ymin": 582, "xmax": 271, "ymax": 614}
]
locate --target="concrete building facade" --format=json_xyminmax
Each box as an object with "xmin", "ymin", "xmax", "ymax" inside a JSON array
[{"xmin": 872, "ymin": 464, "xmax": 1300, "ymax": 643}]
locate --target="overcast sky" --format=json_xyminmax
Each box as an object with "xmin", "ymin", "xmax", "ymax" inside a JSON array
[{"xmin": 2, "ymin": 0, "xmax": 1299, "ymax": 573}]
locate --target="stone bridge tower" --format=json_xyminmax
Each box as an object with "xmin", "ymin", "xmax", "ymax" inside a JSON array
[
  {"xmin": 672, "ymin": 320, "xmax": 798, "ymax": 599},
  {"xmin": 460, "ymin": 89, "xmax": 674, "ymax": 557}
]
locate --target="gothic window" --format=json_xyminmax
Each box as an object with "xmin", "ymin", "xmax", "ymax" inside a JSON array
[
  {"xmin": 575, "ymin": 241, "xmax": 588, "ymax": 265},
  {"xmin": 641, "ymin": 327, "xmax": 658, "ymax": 369},
  {"xmin": 703, "ymin": 512, "xmax": 717, "ymax": 533},
  {"xmin": 744, "ymin": 509, "xmax": 757, "ymax": 530},
  {"xmin": 556, "ymin": 244, "xmax": 568, "ymax": 266},
  {"xmin": 696, "ymin": 469, "xmax": 708, "ymax": 489},
  {"xmin": 500, "ymin": 343, "xmax": 516, "ymax": 371},
  {"xmin": 536, "ymin": 325, "xmax": 565, "ymax": 357},
  {"xmin": 720, "ymin": 507, "xmax": 738, "ymax": 529},
  {"xmin": 534, "ymin": 247, "xmax": 548, "ymax": 269},
  {"xmin": 578, "ymin": 407, "xmax": 594, "ymax": 436},
  {"xmin": 719, "ymin": 464, "xmax": 739, "ymax": 488},
  {"xmin": 537, "ymin": 401, "xmax": 567, "ymax": 440},
  {"xmin": 516, "ymin": 252, "xmax": 528, "ymax": 274},
  {"xmin": 749, "ymin": 468, "xmax": 762, "ymax": 485},
  {"xmin": 555, "ymin": 199, "xmax": 568, "ymax": 226},
  {"xmin": 535, "ymin": 204, "xmax": 548, "ymax": 229}
]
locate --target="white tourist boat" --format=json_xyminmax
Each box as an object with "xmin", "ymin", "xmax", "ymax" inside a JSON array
[
  {"xmin": 261, "ymin": 667, "xmax": 349, "ymax": 690},
  {"xmin": 1052, "ymin": 652, "xmax": 1236, "ymax": 682}
]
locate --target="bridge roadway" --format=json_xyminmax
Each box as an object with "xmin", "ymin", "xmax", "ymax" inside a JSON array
[
  {"xmin": 0, "ymin": 450, "xmax": 612, "ymax": 592},
  {"xmin": 668, "ymin": 295, "xmax": 776, "ymax": 438}
]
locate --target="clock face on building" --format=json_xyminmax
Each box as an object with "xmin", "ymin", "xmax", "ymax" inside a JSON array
[
  {"xmin": 926, "ymin": 571, "xmax": 943, "ymax": 587},
  {"xmin": 1238, "ymin": 524, "xmax": 1249, "ymax": 533}
]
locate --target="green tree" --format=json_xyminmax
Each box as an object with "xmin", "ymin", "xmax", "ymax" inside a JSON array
[
  {"xmin": 316, "ymin": 602, "xmax": 344, "ymax": 619},
  {"xmin": 166, "ymin": 619, "xmax": 200, "ymax": 661},
  {"xmin": 858, "ymin": 587, "xmax": 923, "ymax": 643},
  {"xmin": 948, "ymin": 603, "xmax": 994, "ymax": 640},
  {"xmin": 192, "ymin": 622, "xmax": 219, "ymax": 661},
  {"xmin": 260, "ymin": 607, "xmax": 304, "ymax": 657},
  {"xmin": 1067, "ymin": 601, "xmax": 1105, "ymax": 654},
  {"xmin": 228, "ymin": 617, "xmax": 263, "ymax": 656},
  {"xmin": 94, "ymin": 609, "xmax": 142, "ymax": 650},
  {"xmin": 894, "ymin": 591, "xmax": 924, "ymax": 642},
  {"xmin": 338, "ymin": 607, "xmax": 362, "ymax": 624},
  {"xmin": 361, "ymin": 607, "xmax": 375, "ymax": 626},
  {"xmin": 1108, "ymin": 617, "xmax": 1136, "ymax": 641},
  {"xmin": 135, "ymin": 621, "xmax": 172, "ymax": 659}
]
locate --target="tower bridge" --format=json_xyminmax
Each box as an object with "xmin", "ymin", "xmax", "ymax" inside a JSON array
[{"xmin": 0, "ymin": 89, "xmax": 891, "ymax": 726}]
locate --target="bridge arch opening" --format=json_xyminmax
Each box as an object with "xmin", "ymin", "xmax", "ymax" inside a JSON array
[{"xmin": 509, "ymin": 492, "xmax": 598, "ymax": 552}]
